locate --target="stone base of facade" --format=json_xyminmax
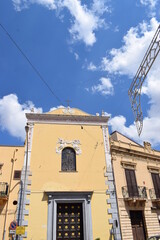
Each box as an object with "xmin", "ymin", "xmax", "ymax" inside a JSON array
[{"xmin": 118, "ymin": 199, "xmax": 160, "ymax": 239}]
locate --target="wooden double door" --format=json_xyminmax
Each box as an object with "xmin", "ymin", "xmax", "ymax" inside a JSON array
[
  {"xmin": 57, "ymin": 203, "xmax": 83, "ymax": 240},
  {"xmin": 130, "ymin": 211, "xmax": 146, "ymax": 240}
]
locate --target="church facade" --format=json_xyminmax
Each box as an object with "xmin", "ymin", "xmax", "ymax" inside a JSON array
[{"xmin": 17, "ymin": 107, "xmax": 121, "ymax": 240}]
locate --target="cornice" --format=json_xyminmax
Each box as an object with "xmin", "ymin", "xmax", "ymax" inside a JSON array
[
  {"xmin": 26, "ymin": 113, "xmax": 109, "ymax": 126},
  {"xmin": 110, "ymin": 143, "xmax": 160, "ymax": 161}
]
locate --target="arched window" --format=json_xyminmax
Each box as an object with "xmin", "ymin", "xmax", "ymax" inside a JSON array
[{"xmin": 62, "ymin": 147, "xmax": 76, "ymax": 171}]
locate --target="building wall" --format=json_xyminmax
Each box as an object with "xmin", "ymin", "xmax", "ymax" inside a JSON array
[
  {"xmin": 110, "ymin": 133, "xmax": 160, "ymax": 239},
  {"xmin": 23, "ymin": 109, "xmax": 113, "ymax": 240},
  {"xmin": 0, "ymin": 145, "xmax": 24, "ymax": 239}
]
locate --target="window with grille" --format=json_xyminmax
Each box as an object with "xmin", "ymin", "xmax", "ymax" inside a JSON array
[
  {"xmin": 13, "ymin": 170, "xmax": 21, "ymax": 180},
  {"xmin": 62, "ymin": 147, "xmax": 76, "ymax": 172}
]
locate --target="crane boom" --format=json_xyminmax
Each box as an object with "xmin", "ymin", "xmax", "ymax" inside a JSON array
[{"xmin": 128, "ymin": 24, "xmax": 160, "ymax": 136}]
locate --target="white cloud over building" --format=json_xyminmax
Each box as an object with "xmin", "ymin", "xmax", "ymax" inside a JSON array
[{"xmin": 12, "ymin": 0, "xmax": 109, "ymax": 46}]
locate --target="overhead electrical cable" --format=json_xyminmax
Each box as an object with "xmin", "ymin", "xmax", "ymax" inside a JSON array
[
  {"xmin": 0, "ymin": 22, "xmax": 63, "ymax": 105},
  {"xmin": 0, "ymin": 22, "xmax": 106, "ymax": 143}
]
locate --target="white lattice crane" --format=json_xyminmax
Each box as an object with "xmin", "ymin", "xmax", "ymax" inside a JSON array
[{"xmin": 128, "ymin": 24, "xmax": 160, "ymax": 136}]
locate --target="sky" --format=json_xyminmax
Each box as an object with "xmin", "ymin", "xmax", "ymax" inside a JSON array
[{"xmin": 0, "ymin": 0, "xmax": 160, "ymax": 149}]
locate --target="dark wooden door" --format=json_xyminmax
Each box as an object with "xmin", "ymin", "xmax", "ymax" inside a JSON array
[
  {"xmin": 57, "ymin": 203, "xmax": 83, "ymax": 240},
  {"xmin": 125, "ymin": 169, "xmax": 139, "ymax": 197},
  {"xmin": 151, "ymin": 173, "xmax": 160, "ymax": 198},
  {"xmin": 130, "ymin": 211, "xmax": 146, "ymax": 240}
]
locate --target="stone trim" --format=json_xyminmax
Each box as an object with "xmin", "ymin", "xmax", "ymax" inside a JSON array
[
  {"xmin": 102, "ymin": 126, "xmax": 122, "ymax": 240},
  {"xmin": 26, "ymin": 113, "xmax": 109, "ymax": 126},
  {"xmin": 121, "ymin": 161, "xmax": 137, "ymax": 170},
  {"xmin": 16, "ymin": 123, "xmax": 34, "ymax": 239},
  {"xmin": 111, "ymin": 143, "xmax": 160, "ymax": 162},
  {"xmin": 147, "ymin": 165, "xmax": 160, "ymax": 173}
]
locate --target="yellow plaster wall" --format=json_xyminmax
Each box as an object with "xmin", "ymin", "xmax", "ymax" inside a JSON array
[
  {"xmin": 26, "ymin": 121, "xmax": 111, "ymax": 239},
  {"xmin": 0, "ymin": 145, "xmax": 24, "ymax": 239},
  {"xmin": 25, "ymin": 193, "xmax": 48, "ymax": 240}
]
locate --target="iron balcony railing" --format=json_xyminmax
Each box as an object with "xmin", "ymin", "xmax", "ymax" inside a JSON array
[
  {"xmin": 0, "ymin": 182, "xmax": 9, "ymax": 197},
  {"xmin": 122, "ymin": 186, "xmax": 147, "ymax": 199},
  {"xmin": 149, "ymin": 188, "xmax": 160, "ymax": 200}
]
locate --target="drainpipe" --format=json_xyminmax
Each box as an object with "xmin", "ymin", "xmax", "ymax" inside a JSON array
[
  {"xmin": 17, "ymin": 125, "xmax": 29, "ymax": 240},
  {"xmin": 2, "ymin": 149, "xmax": 18, "ymax": 240}
]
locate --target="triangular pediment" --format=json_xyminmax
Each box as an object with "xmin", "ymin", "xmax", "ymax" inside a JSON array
[{"xmin": 110, "ymin": 131, "xmax": 140, "ymax": 146}]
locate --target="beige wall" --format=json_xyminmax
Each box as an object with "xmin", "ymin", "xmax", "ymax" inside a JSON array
[
  {"xmin": 111, "ymin": 132, "xmax": 160, "ymax": 239},
  {"xmin": 0, "ymin": 145, "xmax": 24, "ymax": 239}
]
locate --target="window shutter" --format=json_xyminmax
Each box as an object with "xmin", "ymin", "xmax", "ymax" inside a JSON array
[
  {"xmin": 125, "ymin": 169, "xmax": 138, "ymax": 197},
  {"xmin": 151, "ymin": 173, "xmax": 160, "ymax": 198}
]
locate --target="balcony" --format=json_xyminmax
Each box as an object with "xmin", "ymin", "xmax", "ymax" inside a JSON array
[
  {"xmin": 149, "ymin": 188, "xmax": 160, "ymax": 202},
  {"xmin": 0, "ymin": 182, "xmax": 9, "ymax": 204},
  {"xmin": 122, "ymin": 186, "xmax": 147, "ymax": 201}
]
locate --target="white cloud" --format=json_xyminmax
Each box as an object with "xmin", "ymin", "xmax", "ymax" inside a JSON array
[
  {"xmin": 140, "ymin": 0, "xmax": 157, "ymax": 9},
  {"xmin": 12, "ymin": 0, "xmax": 56, "ymax": 11},
  {"xmin": 109, "ymin": 112, "xmax": 160, "ymax": 148},
  {"xmin": 0, "ymin": 94, "xmax": 42, "ymax": 141},
  {"xmin": 109, "ymin": 115, "xmax": 138, "ymax": 141},
  {"xmin": 87, "ymin": 62, "xmax": 97, "ymax": 71},
  {"xmin": 91, "ymin": 0, "xmax": 111, "ymax": 15},
  {"xmin": 63, "ymin": 0, "xmax": 100, "ymax": 46},
  {"xmin": 12, "ymin": 0, "xmax": 108, "ymax": 46},
  {"xmin": 49, "ymin": 105, "xmax": 64, "ymax": 111},
  {"xmin": 91, "ymin": 77, "xmax": 114, "ymax": 96},
  {"xmin": 101, "ymin": 18, "xmax": 159, "ymax": 77},
  {"xmin": 104, "ymin": 17, "xmax": 160, "ymax": 148},
  {"xmin": 74, "ymin": 52, "xmax": 79, "ymax": 60},
  {"xmin": 139, "ymin": 0, "xmax": 158, "ymax": 17}
]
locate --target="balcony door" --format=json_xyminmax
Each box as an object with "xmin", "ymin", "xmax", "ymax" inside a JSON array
[
  {"xmin": 125, "ymin": 169, "xmax": 139, "ymax": 198},
  {"xmin": 151, "ymin": 173, "xmax": 160, "ymax": 198}
]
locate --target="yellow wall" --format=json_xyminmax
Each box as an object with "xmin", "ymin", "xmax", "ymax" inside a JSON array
[
  {"xmin": 26, "ymin": 117, "xmax": 112, "ymax": 239},
  {"xmin": 0, "ymin": 145, "xmax": 24, "ymax": 239}
]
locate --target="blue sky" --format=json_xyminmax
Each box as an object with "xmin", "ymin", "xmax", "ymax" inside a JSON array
[{"xmin": 0, "ymin": 0, "xmax": 160, "ymax": 149}]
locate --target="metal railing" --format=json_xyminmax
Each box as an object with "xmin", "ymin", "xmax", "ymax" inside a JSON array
[
  {"xmin": 0, "ymin": 182, "xmax": 9, "ymax": 197},
  {"xmin": 149, "ymin": 188, "xmax": 160, "ymax": 200},
  {"xmin": 122, "ymin": 186, "xmax": 147, "ymax": 199}
]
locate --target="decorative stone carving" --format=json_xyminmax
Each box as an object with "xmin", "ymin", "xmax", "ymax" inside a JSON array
[
  {"xmin": 62, "ymin": 107, "xmax": 75, "ymax": 114},
  {"xmin": 144, "ymin": 141, "xmax": 151, "ymax": 152},
  {"xmin": 56, "ymin": 138, "xmax": 82, "ymax": 155}
]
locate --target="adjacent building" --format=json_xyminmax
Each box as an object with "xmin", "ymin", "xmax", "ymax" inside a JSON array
[
  {"xmin": 110, "ymin": 131, "xmax": 160, "ymax": 240},
  {"xmin": 0, "ymin": 145, "xmax": 24, "ymax": 239}
]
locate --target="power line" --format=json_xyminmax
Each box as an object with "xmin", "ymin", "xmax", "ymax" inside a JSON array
[
  {"xmin": 0, "ymin": 22, "xmax": 63, "ymax": 105},
  {"xmin": 0, "ymin": 22, "xmax": 107, "ymax": 143}
]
